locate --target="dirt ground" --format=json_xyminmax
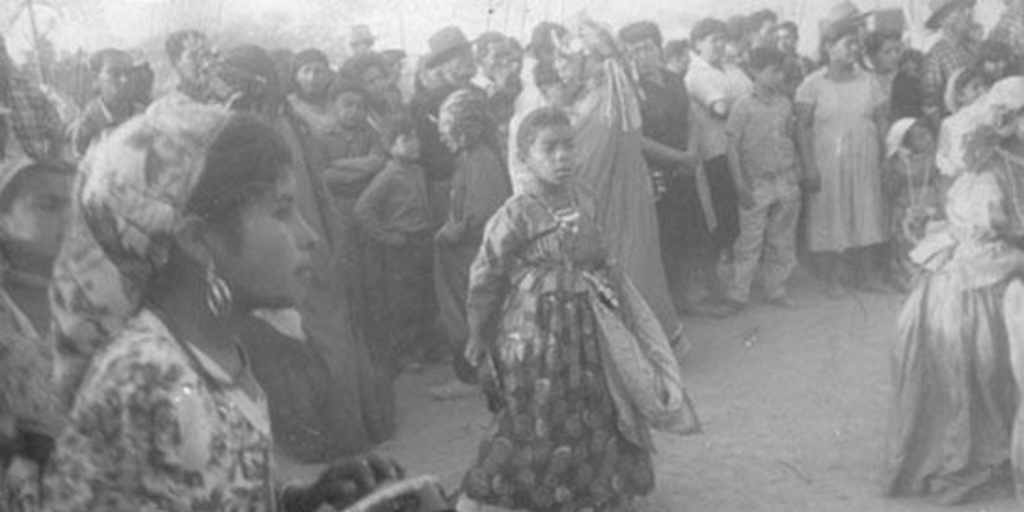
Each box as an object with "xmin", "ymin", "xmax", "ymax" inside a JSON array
[{"xmin": 375, "ymin": 270, "xmax": 1019, "ymax": 512}]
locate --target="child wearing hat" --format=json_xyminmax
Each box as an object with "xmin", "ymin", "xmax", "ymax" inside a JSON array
[
  {"xmin": 883, "ymin": 118, "xmax": 944, "ymax": 291},
  {"xmin": 0, "ymin": 158, "xmax": 73, "ymax": 511}
]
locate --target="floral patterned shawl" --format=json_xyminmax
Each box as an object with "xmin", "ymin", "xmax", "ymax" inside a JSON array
[
  {"xmin": 49, "ymin": 102, "xmax": 231, "ymax": 407},
  {"xmin": 937, "ymin": 77, "xmax": 1024, "ymax": 178}
]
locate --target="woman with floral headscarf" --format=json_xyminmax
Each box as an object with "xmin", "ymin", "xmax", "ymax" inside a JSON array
[
  {"xmin": 884, "ymin": 77, "xmax": 1024, "ymax": 504},
  {"xmin": 43, "ymin": 103, "xmax": 402, "ymax": 511}
]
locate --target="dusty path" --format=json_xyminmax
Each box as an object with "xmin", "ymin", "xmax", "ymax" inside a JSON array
[{"xmin": 377, "ymin": 273, "xmax": 1018, "ymax": 512}]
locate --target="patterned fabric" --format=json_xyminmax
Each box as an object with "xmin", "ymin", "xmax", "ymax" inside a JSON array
[
  {"xmin": 68, "ymin": 97, "xmax": 134, "ymax": 158},
  {"xmin": 1, "ymin": 75, "xmax": 64, "ymax": 161},
  {"xmin": 937, "ymin": 77, "xmax": 1024, "ymax": 179},
  {"xmin": 884, "ymin": 152, "xmax": 943, "ymax": 290},
  {"xmin": 49, "ymin": 101, "xmax": 230, "ymax": 408},
  {"xmin": 922, "ymin": 37, "xmax": 979, "ymax": 116},
  {"xmin": 988, "ymin": 11, "xmax": 1024, "ymax": 67},
  {"xmin": 462, "ymin": 189, "xmax": 657, "ymax": 512},
  {"xmin": 44, "ymin": 309, "xmax": 278, "ymax": 512}
]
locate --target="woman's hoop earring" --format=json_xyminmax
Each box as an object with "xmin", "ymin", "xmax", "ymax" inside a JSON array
[{"xmin": 205, "ymin": 263, "xmax": 233, "ymax": 317}]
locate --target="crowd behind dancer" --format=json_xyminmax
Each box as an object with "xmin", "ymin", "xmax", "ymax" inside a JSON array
[{"xmin": 2, "ymin": 0, "xmax": 1024, "ymax": 510}]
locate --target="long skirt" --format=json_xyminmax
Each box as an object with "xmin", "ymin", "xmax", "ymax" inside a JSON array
[
  {"xmin": 460, "ymin": 290, "xmax": 654, "ymax": 512},
  {"xmin": 884, "ymin": 272, "xmax": 1023, "ymax": 504}
]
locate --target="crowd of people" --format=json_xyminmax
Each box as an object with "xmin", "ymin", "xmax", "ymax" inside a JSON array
[{"xmin": 2, "ymin": 0, "xmax": 1024, "ymax": 510}]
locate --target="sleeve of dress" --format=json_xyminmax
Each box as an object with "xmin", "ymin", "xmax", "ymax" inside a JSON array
[
  {"xmin": 465, "ymin": 201, "xmax": 525, "ymax": 357},
  {"xmin": 43, "ymin": 337, "xmax": 208, "ymax": 512}
]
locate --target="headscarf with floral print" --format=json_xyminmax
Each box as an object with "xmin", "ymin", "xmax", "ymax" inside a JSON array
[
  {"xmin": 49, "ymin": 102, "xmax": 232, "ymax": 406},
  {"xmin": 937, "ymin": 76, "xmax": 1024, "ymax": 178}
]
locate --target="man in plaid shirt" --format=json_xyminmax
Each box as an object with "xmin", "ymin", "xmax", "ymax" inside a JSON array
[
  {"xmin": 0, "ymin": 38, "xmax": 64, "ymax": 163},
  {"xmin": 989, "ymin": 0, "xmax": 1024, "ymax": 72},
  {"xmin": 922, "ymin": 0, "xmax": 979, "ymax": 123}
]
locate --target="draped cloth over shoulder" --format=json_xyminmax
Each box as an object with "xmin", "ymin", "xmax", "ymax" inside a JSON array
[
  {"xmin": 571, "ymin": 55, "xmax": 684, "ymax": 344},
  {"xmin": 592, "ymin": 268, "xmax": 701, "ymax": 440},
  {"xmin": 49, "ymin": 102, "xmax": 232, "ymax": 407}
]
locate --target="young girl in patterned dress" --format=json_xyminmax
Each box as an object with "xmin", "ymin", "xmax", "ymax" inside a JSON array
[{"xmin": 456, "ymin": 107, "xmax": 697, "ymax": 512}]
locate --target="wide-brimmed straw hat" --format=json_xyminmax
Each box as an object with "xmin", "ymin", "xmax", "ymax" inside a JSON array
[{"xmin": 926, "ymin": 0, "xmax": 976, "ymax": 31}]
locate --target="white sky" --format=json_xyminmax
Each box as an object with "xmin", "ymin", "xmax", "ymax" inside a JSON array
[{"xmin": 0, "ymin": 0, "xmax": 1007, "ymax": 63}]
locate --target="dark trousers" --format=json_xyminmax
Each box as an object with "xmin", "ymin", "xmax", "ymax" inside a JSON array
[
  {"xmin": 656, "ymin": 171, "xmax": 711, "ymax": 305},
  {"xmin": 705, "ymin": 155, "xmax": 740, "ymax": 256},
  {"xmin": 370, "ymin": 231, "xmax": 438, "ymax": 371}
]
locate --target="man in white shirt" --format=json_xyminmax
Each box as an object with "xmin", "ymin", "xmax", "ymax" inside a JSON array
[{"xmin": 685, "ymin": 17, "xmax": 752, "ymax": 316}]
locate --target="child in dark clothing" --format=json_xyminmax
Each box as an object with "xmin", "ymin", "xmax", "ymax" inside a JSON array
[
  {"xmin": 891, "ymin": 50, "xmax": 925, "ymax": 122},
  {"xmin": 355, "ymin": 116, "xmax": 436, "ymax": 375},
  {"xmin": 322, "ymin": 78, "xmax": 387, "ymax": 212}
]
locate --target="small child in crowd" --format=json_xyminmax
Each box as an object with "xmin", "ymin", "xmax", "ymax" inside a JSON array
[
  {"xmin": 722, "ymin": 46, "xmax": 801, "ymax": 313},
  {"xmin": 355, "ymin": 115, "xmax": 436, "ymax": 375},
  {"xmin": 883, "ymin": 118, "xmax": 943, "ymax": 292},
  {"xmin": 322, "ymin": 78, "xmax": 387, "ymax": 212},
  {"xmin": 0, "ymin": 158, "xmax": 73, "ymax": 512},
  {"xmin": 431, "ymin": 88, "xmax": 511, "ymax": 400}
]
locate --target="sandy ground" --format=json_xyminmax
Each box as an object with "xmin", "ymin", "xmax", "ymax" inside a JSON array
[{"xmin": 375, "ymin": 271, "xmax": 1019, "ymax": 512}]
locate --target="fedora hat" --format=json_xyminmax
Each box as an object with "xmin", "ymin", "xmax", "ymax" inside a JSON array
[
  {"xmin": 820, "ymin": 1, "xmax": 871, "ymax": 33},
  {"xmin": 424, "ymin": 26, "xmax": 472, "ymax": 69},
  {"xmin": 926, "ymin": 0, "xmax": 976, "ymax": 30},
  {"xmin": 820, "ymin": 2, "xmax": 871, "ymax": 44},
  {"xmin": 350, "ymin": 24, "xmax": 375, "ymax": 45}
]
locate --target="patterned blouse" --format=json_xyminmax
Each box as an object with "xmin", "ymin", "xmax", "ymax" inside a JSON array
[{"xmin": 43, "ymin": 309, "xmax": 281, "ymax": 512}]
